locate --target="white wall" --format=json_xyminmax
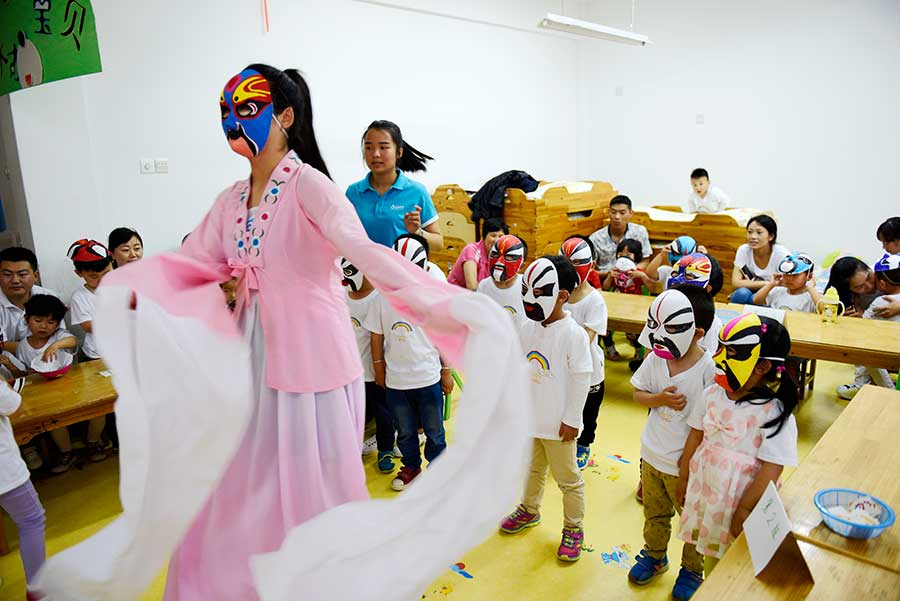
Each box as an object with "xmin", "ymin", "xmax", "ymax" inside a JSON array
[
  {"xmin": 9, "ymin": 0, "xmax": 577, "ymax": 295},
  {"xmin": 575, "ymin": 0, "xmax": 900, "ymax": 265},
  {"xmin": 8, "ymin": 0, "xmax": 900, "ymax": 295}
]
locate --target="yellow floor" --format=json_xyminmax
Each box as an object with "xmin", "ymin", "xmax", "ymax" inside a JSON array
[{"xmin": 0, "ymin": 342, "xmax": 852, "ymax": 601}]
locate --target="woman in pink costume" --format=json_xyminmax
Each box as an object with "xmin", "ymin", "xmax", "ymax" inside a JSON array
[{"xmin": 35, "ymin": 64, "xmax": 529, "ymax": 601}]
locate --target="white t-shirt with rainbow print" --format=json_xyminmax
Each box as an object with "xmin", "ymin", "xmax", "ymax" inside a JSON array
[
  {"xmin": 519, "ymin": 312, "xmax": 593, "ymax": 440},
  {"xmin": 364, "ymin": 294, "xmax": 441, "ymax": 390}
]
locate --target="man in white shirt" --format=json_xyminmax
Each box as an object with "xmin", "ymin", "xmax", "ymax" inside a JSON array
[
  {"xmin": 683, "ymin": 168, "xmax": 731, "ymax": 214},
  {"xmin": 0, "ymin": 247, "xmax": 61, "ymax": 344}
]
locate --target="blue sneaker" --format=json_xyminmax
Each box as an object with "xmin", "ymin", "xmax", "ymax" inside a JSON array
[
  {"xmin": 628, "ymin": 549, "xmax": 669, "ymax": 585},
  {"xmin": 672, "ymin": 567, "xmax": 703, "ymax": 600},
  {"xmin": 377, "ymin": 452, "xmax": 395, "ymax": 473},
  {"xmin": 576, "ymin": 445, "xmax": 591, "ymax": 470}
]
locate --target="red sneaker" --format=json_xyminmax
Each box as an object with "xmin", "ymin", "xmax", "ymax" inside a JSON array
[{"xmin": 391, "ymin": 466, "xmax": 421, "ymax": 491}]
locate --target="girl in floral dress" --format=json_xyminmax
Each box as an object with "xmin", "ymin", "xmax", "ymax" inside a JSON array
[{"xmin": 678, "ymin": 314, "xmax": 799, "ymax": 573}]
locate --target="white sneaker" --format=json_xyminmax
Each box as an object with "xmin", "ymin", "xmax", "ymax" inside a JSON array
[
  {"xmin": 836, "ymin": 383, "xmax": 862, "ymax": 400},
  {"xmin": 361, "ymin": 435, "xmax": 378, "ymax": 456},
  {"xmin": 21, "ymin": 445, "xmax": 43, "ymax": 470}
]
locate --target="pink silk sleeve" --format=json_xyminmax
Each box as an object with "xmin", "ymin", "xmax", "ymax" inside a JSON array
[
  {"xmin": 296, "ymin": 168, "xmax": 468, "ymax": 365},
  {"xmin": 179, "ymin": 186, "xmax": 236, "ymax": 282}
]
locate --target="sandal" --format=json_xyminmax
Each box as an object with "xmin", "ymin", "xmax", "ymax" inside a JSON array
[{"xmin": 605, "ymin": 346, "xmax": 622, "ymax": 361}]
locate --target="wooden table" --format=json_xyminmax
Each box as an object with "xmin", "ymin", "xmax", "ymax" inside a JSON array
[
  {"xmin": 601, "ymin": 291, "xmax": 900, "ymax": 370},
  {"xmin": 693, "ymin": 535, "xmax": 900, "ymax": 600},
  {"xmin": 10, "ymin": 360, "xmax": 118, "ymax": 445},
  {"xmin": 779, "ymin": 385, "xmax": 900, "ymax": 573},
  {"xmin": 694, "ymin": 386, "xmax": 900, "ymax": 599}
]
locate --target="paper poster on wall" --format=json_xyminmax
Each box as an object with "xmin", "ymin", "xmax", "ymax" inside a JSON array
[{"xmin": 0, "ymin": 0, "xmax": 102, "ymax": 96}]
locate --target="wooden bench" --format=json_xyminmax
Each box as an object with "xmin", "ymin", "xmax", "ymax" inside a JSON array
[{"xmin": 1, "ymin": 360, "xmax": 117, "ymax": 555}]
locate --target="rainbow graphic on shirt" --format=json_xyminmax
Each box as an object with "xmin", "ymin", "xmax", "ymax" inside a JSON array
[
  {"xmin": 527, "ymin": 350, "xmax": 550, "ymax": 370},
  {"xmin": 503, "ymin": 306, "xmax": 517, "ymax": 315},
  {"xmin": 391, "ymin": 321, "xmax": 413, "ymax": 333},
  {"xmin": 526, "ymin": 350, "xmax": 551, "ymax": 384},
  {"xmin": 350, "ymin": 317, "xmax": 361, "ymax": 328}
]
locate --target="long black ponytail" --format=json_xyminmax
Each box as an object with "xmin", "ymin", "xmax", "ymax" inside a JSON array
[
  {"xmin": 363, "ymin": 120, "xmax": 433, "ymax": 173},
  {"xmin": 246, "ymin": 63, "xmax": 331, "ymax": 179},
  {"xmin": 736, "ymin": 317, "xmax": 797, "ymax": 438}
]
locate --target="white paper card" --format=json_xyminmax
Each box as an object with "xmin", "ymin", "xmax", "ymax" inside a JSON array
[
  {"xmin": 744, "ymin": 481, "xmax": 792, "ymax": 575},
  {"xmin": 742, "ymin": 304, "xmax": 786, "ymax": 324}
]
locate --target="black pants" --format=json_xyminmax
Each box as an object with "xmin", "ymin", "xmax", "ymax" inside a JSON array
[
  {"xmin": 577, "ymin": 382, "xmax": 606, "ymax": 447},
  {"xmin": 365, "ymin": 381, "xmax": 396, "ymax": 453}
]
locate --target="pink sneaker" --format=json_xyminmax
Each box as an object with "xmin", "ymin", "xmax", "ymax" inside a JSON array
[
  {"xmin": 499, "ymin": 505, "xmax": 541, "ymax": 534},
  {"xmin": 557, "ymin": 527, "xmax": 584, "ymax": 562}
]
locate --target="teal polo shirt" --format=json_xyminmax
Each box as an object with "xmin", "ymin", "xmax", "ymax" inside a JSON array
[{"xmin": 346, "ymin": 170, "xmax": 438, "ymax": 247}]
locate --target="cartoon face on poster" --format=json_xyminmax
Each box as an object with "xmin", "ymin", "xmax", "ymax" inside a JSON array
[{"xmin": 1, "ymin": 1, "xmax": 103, "ymax": 96}]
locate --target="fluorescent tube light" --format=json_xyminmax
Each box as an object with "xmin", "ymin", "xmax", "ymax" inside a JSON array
[{"xmin": 538, "ymin": 13, "xmax": 651, "ymax": 46}]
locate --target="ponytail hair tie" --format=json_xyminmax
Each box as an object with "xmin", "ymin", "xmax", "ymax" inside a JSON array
[
  {"xmin": 761, "ymin": 323, "xmax": 768, "ymax": 333},
  {"xmin": 776, "ymin": 365, "xmax": 786, "ymax": 374}
]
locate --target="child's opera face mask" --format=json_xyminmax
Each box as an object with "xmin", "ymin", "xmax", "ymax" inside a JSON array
[
  {"xmin": 489, "ymin": 235, "xmax": 525, "ymax": 282},
  {"xmin": 667, "ymin": 253, "xmax": 712, "ymax": 289},
  {"xmin": 638, "ymin": 289, "xmax": 696, "ymax": 360},
  {"xmin": 559, "ymin": 237, "xmax": 594, "ymax": 285},
  {"xmin": 713, "ymin": 313, "xmax": 763, "ymax": 393},
  {"xmin": 393, "ymin": 236, "xmax": 428, "ymax": 269},
  {"xmin": 220, "ymin": 69, "xmax": 276, "ymax": 158},
  {"xmin": 340, "ymin": 258, "xmax": 363, "ymax": 291},
  {"xmin": 522, "ymin": 258, "xmax": 559, "ymax": 322}
]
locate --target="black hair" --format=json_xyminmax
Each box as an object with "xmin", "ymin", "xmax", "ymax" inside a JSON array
[
  {"xmin": 0, "ymin": 247, "xmax": 38, "ymax": 271},
  {"xmin": 363, "ymin": 120, "xmax": 433, "ymax": 174},
  {"xmin": 545, "ymin": 254, "xmax": 578, "ymax": 294},
  {"xmin": 609, "ymin": 195, "xmax": 633, "ymax": 210},
  {"xmin": 690, "ymin": 168, "xmax": 709, "ymax": 180},
  {"xmin": 615, "ymin": 238, "xmax": 643, "ymax": 263},
  {"xmin": 515, "ymin": 236, "xmax": 530, "ymax": 262},
  {"xmin": 877, "ymin": 217, "xmax": 900, "ymax": 243},
  {"xmin": 481, "ymin": 218, "xmax": 509, "ymax": 239},
  {"xmin": 736, "ymin": 317, "xmax": 797, "ymax": 438},
  {"xmin": 825, "ymin": 256, "xmax": 870, "ymax": 308},
  {"xmin": 245, "ymin": 63, "xmax": 331, "ymax": 179},
  {"xmin": 704, "ymin": 253, "xmax": 724, "ymax": 296},
  {"xmin": 24, "ymin": 294, "xmax": 67, "ymax": 322},
  {"xmin": 74, "ymin": 256, "xmax": 112, "ymax": 273},
  {"xmin": 394, "ymin": 232, "xmax": 430, "ymax": 258},
  {"xmin": 108, "ymin": 228, "xmax": 143, "ymax": 253},
  {"xmin": 876, "ymin": 266, "xmax": 900, "ymax": 286},
  {"xmin": 747, "ymin": 214, "xmax": 778, "ymax": 245},
  {"xmin": 670, "ymin": 284, "xmax": 715, "ymax": 333}
]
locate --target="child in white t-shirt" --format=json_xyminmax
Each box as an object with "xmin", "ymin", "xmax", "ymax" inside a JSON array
[
  {"xmin": 627, "ymin": 285, "xmax": 716, "ymax": 599},
  {"xmin": 559, "ymin": 236, "xmax": 609, "ymax": 470},
  {"xmin": 340, "ymin": 258, "xmax": 395, "ymax": 474},
  {"xmin": 683, "ymin": 168, "xmax": 731, "ymax": 214},
  {"xmin": 0, "ymin": 378, "xmax": 46, "ymax": 595},
  {"xmin": 67, "ymin": 239, "xmax": 113, "ymax": 362},
  {"xmin": 679, "ymin": 315, "xmax": 798, "ymax": 573},
  {"xmin": 753, "ymin": 253, "xmax": 822, "ymax": 312},
  {"xmin": 368, "ymin": 235, "xmax": 454, "ymax": 492},
  {"xmin": 476, "ymin": 235, "xmax": 527, "ymax": 323},
  {"xmin": 499, "ymin": 256, "xmax": 592, "ymax": 563}
]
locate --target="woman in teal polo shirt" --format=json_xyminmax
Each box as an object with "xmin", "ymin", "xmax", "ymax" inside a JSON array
[{"xmin": 346, "ymin": 121, "xmax": 443, "ymax": 249}]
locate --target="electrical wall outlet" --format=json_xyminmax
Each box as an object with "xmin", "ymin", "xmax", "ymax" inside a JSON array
[
  {"xmin": 139, "ymin": 158, "xmax": 155, "ymax": 174},
  {"xmin": 154, "ymin": 158, "xmax": 169, "ymax": 173}
]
